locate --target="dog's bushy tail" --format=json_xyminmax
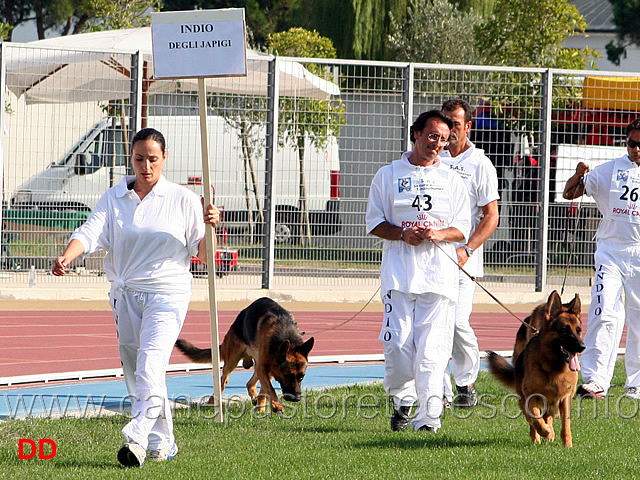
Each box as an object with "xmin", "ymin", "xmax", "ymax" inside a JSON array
[
  {"xmin": 486, "ymin": 350, "xmax": 516, "ymax": 391},
  {"xmin": 175, "ymin": 339, "xmax": 212, "ymax": 363}
]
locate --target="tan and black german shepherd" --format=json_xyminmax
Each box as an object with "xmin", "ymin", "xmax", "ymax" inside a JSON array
[
  {"xmin": 511, "ymin": 291, "xmax": 582, "ymax": 365},
  {"xmin": 176, "ymin": 297, "xmax": 315, "ymax": 413},
  {"xmin": 486, "ymin": 290, "xmax": 584, "ymax": 447}
]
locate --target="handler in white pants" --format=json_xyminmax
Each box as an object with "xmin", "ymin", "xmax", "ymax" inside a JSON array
[
  {"xmin": 113, "ymin": 287, "xmax": 191, "ymax": 451},
  {"xmin": 442, "ymin": 275, "xmax": 479, "ymax": 401},
  {"xmin": 580, "ymin": 243, "xmax": 640, "ymax": 396},
  {"xmin": 563, "ymin": 118, "xmax": 640, "ymax": 400},
  {"xmin": 52, "ymin": 128, "xmax": 219, "ymax": 467},
  {"xmin": 381, "ymin": 290, "xmax": 456, "ymax": 430},
  {"xmin": 366, "ymin": 110, "xmax": 471, "ymax": 432},
  {"xmin": 440, "ymin": 99, "xmax": 499, "ymax": 408}
]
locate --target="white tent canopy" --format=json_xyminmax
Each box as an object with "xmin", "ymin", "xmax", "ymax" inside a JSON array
[{"xmin": 5, "ymin": 27, "xmax": 340, "ymax": 104}]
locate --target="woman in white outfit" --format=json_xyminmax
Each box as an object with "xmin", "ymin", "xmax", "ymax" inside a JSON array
[{"xmin": 52, "ymin": 128, "xmax": 219, "ymax": 467}]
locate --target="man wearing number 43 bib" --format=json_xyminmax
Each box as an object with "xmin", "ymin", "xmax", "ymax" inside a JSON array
[
  {"xmin": 366, "ymin": 110, "xmax": 471, "ymax": 432},
  {"xmin": 563, "ymin": 118, "xmax": 640, "ymax": 401}
]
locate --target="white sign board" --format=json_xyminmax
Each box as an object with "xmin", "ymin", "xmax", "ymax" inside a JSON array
[{"xmin": 151, "ymin": 9, "xmax": 247, "ymax": 79}]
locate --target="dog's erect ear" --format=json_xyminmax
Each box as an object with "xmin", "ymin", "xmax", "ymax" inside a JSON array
[
  {"xmin": 547, "ymin": 290, "xmax": 563, "ymax": 318},
  {"xmin": 296, "ymin": 337, "xmax": 315, "ymax": 358},
  {"xmin": 277, "ymin": 340, "xmax": 291, "ymax": 362},
  {"xmin": 567, "ymin": 293, "xmax": 581, "ymax": 315}
]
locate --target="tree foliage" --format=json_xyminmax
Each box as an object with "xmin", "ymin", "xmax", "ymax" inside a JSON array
[
  {"xmin": 266, "ymin": 27, "xmax": 336, "ymax": 60},
  {"xmin": 77, "ymin": 0, "xmax": 160, "ymax": 32},
  {"xmin": 300, "ymin": 0, "xmax": 408, "ymax": 60},
  {"xmin": 476, "ymin": 0, "xmax": 597, "ymax": 69},
  {"xmin": 456, "ymin": 0, "xmax": 496, "ymax": 17},
  {"xmin": 388, "ymin": 0, "xmax": 482, "ymax": 64},
  {"xmin": 605, "ymin": 0, "xmax": 640, "ymax": 66},
  {"xmin": 0, "ymin": 1, "xmax": 33, "ymax": 40},
  {"xmin": 267, "ymin": 28, "xmax": 345, "ymax": 245},
  {"xmin": 0, "ymin": 0, "xmax": 158, "ymax": 40},
  {"xmin": 267, "ymin": 28, "xmax": 344, "ymax": 151},
  {"xmin": 160, "ymin": 0, "xmax": 302, "ymax": 48},
  {"xmin": 0, "ymin": 23, "xmax": 12, "ymax": 39}
]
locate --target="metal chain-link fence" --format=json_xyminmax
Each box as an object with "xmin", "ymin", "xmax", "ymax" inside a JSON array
[{"xmin": 2, "ymin": 38, "xmax": 639, "ymax": 291}]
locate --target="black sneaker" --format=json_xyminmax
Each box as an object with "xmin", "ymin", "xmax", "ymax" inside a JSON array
[
  {"xmin": 454, "ymin": 384, "xmax": 478, "ymax": 408},
  {"xmin": 418, "ymin": 424, "xmax": 435, "ymax": 432},
  {"xmin": 390, "ymin": 406, "xmax": 411, "ymax": 431}
]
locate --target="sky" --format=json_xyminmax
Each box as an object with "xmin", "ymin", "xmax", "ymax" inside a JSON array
[{"xmin": 11, "ymin": 22, "xmax": 40, "ymax": 42}]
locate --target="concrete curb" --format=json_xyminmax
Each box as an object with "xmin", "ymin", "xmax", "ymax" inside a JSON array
[{"xmin": 0, "ymin": 272, "xmax": 593, "ymax": 309}]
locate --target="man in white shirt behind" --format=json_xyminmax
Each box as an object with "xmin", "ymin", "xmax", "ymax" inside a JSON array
[{"xmin": 440, "ymin": 99, "xmax": 500, "ymax": 409}]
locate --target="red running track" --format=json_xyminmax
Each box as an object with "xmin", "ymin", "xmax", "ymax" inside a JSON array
[{"xmin": 0, "ymin": 308, "xmax": 623, "ymax": 380}]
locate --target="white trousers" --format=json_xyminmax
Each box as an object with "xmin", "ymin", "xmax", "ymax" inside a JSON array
[
  {"xmin": 443, "ymin": 274, "xmax": 480, "ymax": 400},
  {"xmin": 581, "ymin": 242, "xmax": 640, "ymax": 394},
  {"xmin": 111, "ymin": 287, "xmax": 190, "ymax": 451},
  {"xmin": 380, "ymin": 290, "xmax": 455, "ymax": 431}
]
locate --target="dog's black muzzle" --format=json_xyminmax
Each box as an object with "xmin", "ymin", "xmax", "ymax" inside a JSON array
[{"xmin": 280, "ymin": 384, "xmax": 302, "ymax": 402}]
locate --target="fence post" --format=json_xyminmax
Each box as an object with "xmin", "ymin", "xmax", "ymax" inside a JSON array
[
  {"xmin": 129, "ymin": 51, "xmax": 143, "ymax": 142},
  {"xmin": 536, "ymin": 69, "xmax": 553, "ymax": 292},
  {"xmin": 262, "ymin": 57, "xmax": 280, "ymax": 289},
  {"xmin": 0, "ymin": 43, "xmax": 6, "ymax": 251},
  {"xmin": 402, "ymin": 63, "xmax": 414, "ymax": 151}
]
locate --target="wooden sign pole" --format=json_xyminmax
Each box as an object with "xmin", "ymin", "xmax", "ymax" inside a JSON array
[{"xmin": 197, "ymin": 77, "xmax": 224, "ymax": 423}]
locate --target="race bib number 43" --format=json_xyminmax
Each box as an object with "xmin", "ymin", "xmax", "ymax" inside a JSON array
[{"xmin": 393, "ymin": 165, "xmax": 450, "ymax": 228}]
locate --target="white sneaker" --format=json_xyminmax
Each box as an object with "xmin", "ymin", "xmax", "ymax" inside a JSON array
[
  {"xmin": 624, "ymin": 387, "xmax": 640, "ymax": 400},
  {"xmin": 576, "ymin": 380, "xmax": 605, "ymax": 399},
  {"xmin": 118, "ymin": 442, "xmax": 146, "ymax": 467},
  {"xmin": 148, "ymin": 442, "xmax": 178, "ymax": 461}
]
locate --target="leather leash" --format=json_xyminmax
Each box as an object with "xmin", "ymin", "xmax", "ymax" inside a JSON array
[
  {"xmin": 300, "ymin": 285, "xmax": 381, "ymax": 336},
  {"xmin": 433, "ymin": 240, "xmax": 538, "ymax": 334},
  {"xmin": 560, "ymin": 180, "xmax": 586, "ymax": 297},
  {"xmin": 301, "ymin": 240, "xmax": 538, "ymax": 336}
]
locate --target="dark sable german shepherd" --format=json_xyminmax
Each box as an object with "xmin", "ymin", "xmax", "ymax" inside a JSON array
[
  {"xmin": 176, "ymin": 297, "xmax": 314, "ymax": 413},
  {"xmin": 486, "ymin": 290, "xmax": 584, "ymax": 447}
]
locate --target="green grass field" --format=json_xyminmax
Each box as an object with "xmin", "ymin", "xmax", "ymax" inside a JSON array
[{"xmin": 1, "ymin": 361, "xmax": 638, "ymax": 480}]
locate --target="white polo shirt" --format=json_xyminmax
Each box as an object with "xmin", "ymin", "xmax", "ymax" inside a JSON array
[
  {"xmin": 366, "ymin": 153, "xmax": 471, "ymax": 301},
  {"xmin": 584, "ymin": 154, "xmax": 640, "ymax": 245},
  {"xmin": 71, "ymin": 175, "xmax": 205, "ymax": 294},
  {"xmin": 440, "ymin": 140, "xmax": 500, "ymax": 277}
]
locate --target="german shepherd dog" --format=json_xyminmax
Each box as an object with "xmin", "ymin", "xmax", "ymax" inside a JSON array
[
  {"xmin": 175, "ymin": 297, "xmax": 314, "ymax": 413},
  {"xmin": 512, "ymin": 292, "xmax": 582, "ymax": 365},
  {"xmin": 486, "ymin": 290, "xmax": 584, "ymax": 447}
]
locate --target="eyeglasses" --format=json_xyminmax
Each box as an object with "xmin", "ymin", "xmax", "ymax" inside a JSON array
[
  {"xmin": 627, "ymin": 138, "xmax": 640, "ymax": 149},
  {"xmin": 426, "ymin": 132, "xmax": 450, "ymax": 147}
]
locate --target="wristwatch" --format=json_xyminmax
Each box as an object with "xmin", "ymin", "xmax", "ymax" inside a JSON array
[{"xmin": 463, "ymin": 245, "xmax": 474, "ymax": 257}]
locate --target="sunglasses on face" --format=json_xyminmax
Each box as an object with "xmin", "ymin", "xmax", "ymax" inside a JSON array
[{"xmin": 627, "ymin": 138, "xmax": 640, "ymax": 149}]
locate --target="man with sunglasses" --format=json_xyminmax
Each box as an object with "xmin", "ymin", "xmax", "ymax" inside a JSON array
[
  {"xmin": 563, "ymin": 118, "xmax": 640, "ymax": 400},
  {"xmin": 366, "ymin": 110, "xmax": 471, "ymax": 432},
  {"xmin": 439, "ymin": 99, "xmax": 500, "ymax": 409}
]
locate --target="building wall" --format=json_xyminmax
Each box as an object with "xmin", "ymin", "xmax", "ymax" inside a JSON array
[{"xmin": 565, "ymin": 32, "xmax": 640, "ymax": 73}]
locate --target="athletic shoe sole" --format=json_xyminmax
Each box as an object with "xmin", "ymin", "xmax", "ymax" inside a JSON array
[
  {"xmin": 118, "ymin": 443, "xmax": 145, "ymax": 467},
  {"xmin": 576, "ymin": 384, "xmax": 604, "ymax": 399}
]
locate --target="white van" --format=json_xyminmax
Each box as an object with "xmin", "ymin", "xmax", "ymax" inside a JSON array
[{"xmin": 10, "ymin": 115, "xmax": 342, "ymax": 243}]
